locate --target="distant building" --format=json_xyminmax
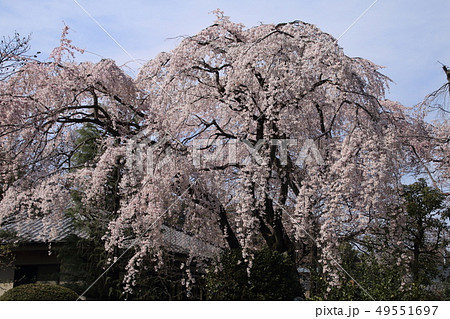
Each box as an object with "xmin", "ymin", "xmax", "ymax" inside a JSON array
[
  {"xmin": 0, "ymin": 212, "xmax": 75, "ymax": 295},
  {"xmin": 0, "ymin": 213, "xmax": 220, "ymax": 298}
]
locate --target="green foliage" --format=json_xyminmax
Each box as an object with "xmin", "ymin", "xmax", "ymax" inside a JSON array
[
  {"xmin": 57, "ymin": 234, "xmax": 196, "ymax": 300},
  {"xmin": 70, "ymin": 123, "xmax": 102, "ymax": 168},
  {"xmin": 403, "ymin": 179, "xmax": 448, "ymax": 219},
  {"xmin": 59, "ymin": 124, "xmax": 189, "ymax": 300},
  {"xmin": 309, "ymin": 244, "xmax": 441, "ymax": 301},
  {"xmin": 56, "ymin": 124, "xmax": 124, "ymax": 299},
  {"xmin": 55, "ymin": 124, "xmax": 122, "ymax": 299},
  {"xmin": 0, "ymin": 230, "xmax": 19, "ymax": 271},
  {"xmin": 206, "ymin": 248, "xmax": 303, "ymax": 300},
  {"xmin": 309, "ymin": 180, "xmax": 449, "ymax": 301},
  {"xmin": 0, "ymin": 283, "xmax": 78, "ymax": 301},
  {"xmin": 0, "ymin": 244, "xmax": 14, "ymax": 270},
  {"xmin": 56, "ymin": 234, "xmax": 125, "ymax": 300},
  {"xmin": 401, "ymin": 179, "xmax": 449, "ymax": 286}
]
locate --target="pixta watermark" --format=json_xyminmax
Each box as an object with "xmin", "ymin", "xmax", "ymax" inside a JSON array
[{"xmin": 126, "ymin": 131, "xmax": 324, "ymax": 175}]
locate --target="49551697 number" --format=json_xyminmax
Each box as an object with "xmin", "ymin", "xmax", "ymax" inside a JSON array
[{"xmin": 376, "ymin": 305, "xmax": 438, "ymax": 316}]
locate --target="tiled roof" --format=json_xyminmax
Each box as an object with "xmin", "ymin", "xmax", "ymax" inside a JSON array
[
  {"xmin": 0, "ymin": 213, "xmax": 77, "ymax": 243},
  {"xmin": 161, "ymin": 225, "xmax": 221, "ymax": 257},
  {"xmin": 0, "ymin": 214, "xmax": 221, "ymax": 257}
]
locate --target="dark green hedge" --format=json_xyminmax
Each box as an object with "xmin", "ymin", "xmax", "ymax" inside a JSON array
[
  {"xmin": 0, "ymin": 283, "xmax": 79, "ymax": 301},
  {"xmin": 206, "ymin": 248, "xmax": 303, "ymax": 300}
]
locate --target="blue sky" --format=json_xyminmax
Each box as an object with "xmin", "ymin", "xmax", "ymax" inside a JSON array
[{"xmin": 1, "ymin": 0, "xmax": 449, "ymax": 107}]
